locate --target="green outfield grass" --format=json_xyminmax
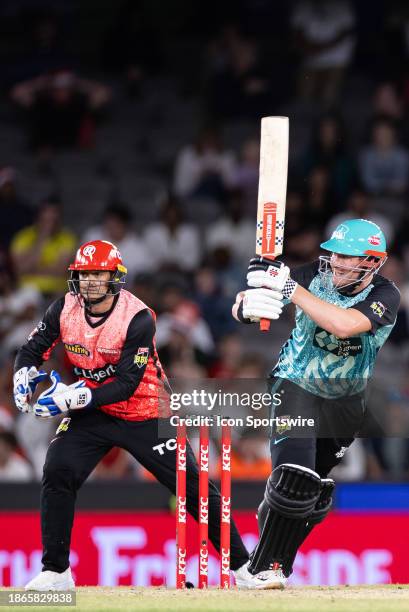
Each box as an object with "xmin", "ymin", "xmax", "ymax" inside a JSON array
[{"xmin": 2, "ymin": 586, "xmax": 408, "ymax": 612}]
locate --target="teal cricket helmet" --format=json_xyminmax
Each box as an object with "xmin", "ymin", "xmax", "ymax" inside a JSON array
[{"xmin": 320, "ymin": 219, "xmax": 387, "ymax": 259}]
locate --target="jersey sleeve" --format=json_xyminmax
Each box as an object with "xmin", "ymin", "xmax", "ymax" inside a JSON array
[
  {"xmin": 14, "ymin": 297, "xmax": 64, "ymax": 371},
  {"xmin": 90, "ymin": 309, "xmax": 155, "ymax": 408},
  {"xmin": 351, "ymin": 278, "xmax": 401, "ymax": 333}
]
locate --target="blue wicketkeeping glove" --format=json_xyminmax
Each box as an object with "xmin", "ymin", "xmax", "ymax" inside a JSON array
[
  {"xmin": 13, "ymin": 366, "xmax": 49, "ymax": 413},
  {"xmin": 33, "ymin": 370, "xmax": 92, "ymax": 418}
]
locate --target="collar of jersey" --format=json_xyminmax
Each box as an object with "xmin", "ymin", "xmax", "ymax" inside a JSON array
[{"xmin": 84, "ymin": 293, "xmax": 120, "ymax": 329}]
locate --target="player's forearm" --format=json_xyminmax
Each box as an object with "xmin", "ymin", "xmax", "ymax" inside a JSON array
[{"xmin": 291, "ymin": 285, "xmax": 368, "ymax": 338}]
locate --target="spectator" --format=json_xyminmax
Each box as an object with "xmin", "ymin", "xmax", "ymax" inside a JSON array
[
  {"xmin": 206, "ymin": 245, "xmax": 244, "ymax": 300},
  {"xmin": 373, "ymin": 82, "xmax": 404, "ymax": 122},
  {"xmin": 0, "ymin": 167, "xmax": 33, "ymax": 250},
  {"xmin": 11, "ymin": 70, "xmax": 111, "ymax": 153},
  {"xmin": 144, "ymin": 197, "xmax": 201, "ymax": 272},
  {"xmin": 205, "ymin": 24, "xmax": 275, "ymax": 119},
  {"xmin": 205, "ymin": 191, "xmax": 254, "ymax": 268},
  {"xmin": 325, "ymin": 189, "xmax": 395, "ymax": 245},
  {"xmin": 173, "ymin": 127, "xmax": 236, "ymax": 204},
  {"xmin": 101, "ymin": 0, "xmax": 162, "ymax": 96},
  {"xmin": 208, "ymin": 333, "xmax": 243, "ymax": 378},
  {"xmin": 0, "ymin": 257, "xmax": 42, "ymax": 358},
  {"xmin": 283, "ymin": 188, "xmax": 308, "ymax": 244},
  {"xmin": 305, "ymin": 166, "xmax": 333, "ymax": 227},
  {"xmin": 229, "ymin": 429, "xmax": 271, "ymax": 480},
  {"xmin": 302, "ymin": 113, "xmax": 356, "ymax": 205},
  {"xmin": 7, "ymin": 10, "xmax": 73, "ymax": 85},
  {"xmin": 231, "ymin": 137, "xmax": 259, "ymax": 216},
  {"xmin": 291, "ymin": 0, "xmax": 356, "ymax": 107},
  {"xmin": 194, "ymin": 267, "xmax": 237, "ymax": 341},
  {"xmin": 10, "ymin": 197, "xmax": 76, "ymax": 298},
  {"xmin": 82, "ymin": 204, "xmax": 152, "ymax": 282},
  {"xmin": 0, "ymin": 431, "xmax": 33, "ymax": 482},
  {"xmin": 359, "ymin": 117, "xmax": 409, "ymax": 196},
  {"xmin": 156, "ymin": 294, "xmax": 214, "ymax": 368}
]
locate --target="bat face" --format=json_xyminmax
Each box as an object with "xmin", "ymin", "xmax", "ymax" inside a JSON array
[{"xmin": 256, "ymin": 117, "xmax": 289, "ymax": 260}]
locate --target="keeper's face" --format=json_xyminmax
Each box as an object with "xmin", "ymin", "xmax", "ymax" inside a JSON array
[
  {"xmin": 330, "ymin": 253, "xmax": 376, "ymax": 287},
  {"xmin": 78, "ymin": 270, "xmax": 111, "ymax": 299}
]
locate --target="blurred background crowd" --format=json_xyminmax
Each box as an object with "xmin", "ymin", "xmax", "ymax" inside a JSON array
[{"xmin": 1, "ymin": 0, "xmax": 409, "ymax": 483}]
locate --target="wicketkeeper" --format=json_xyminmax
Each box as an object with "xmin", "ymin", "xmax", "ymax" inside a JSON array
[
  {"xmin": 233, "ymin": 219, "xmax": 400, "ymax": 587},
  {"xmin": 14, "ymin": 240, "xmax": 276, "ymax": 591}
]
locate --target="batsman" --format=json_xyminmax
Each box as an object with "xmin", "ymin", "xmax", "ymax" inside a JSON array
[
  {"xmin": 233, "ymin": 219, "xmax": 400, "ymax": 587},
  {"xmin": 13, "ymin": 239, "xmax": 274, "ymax": 591}
]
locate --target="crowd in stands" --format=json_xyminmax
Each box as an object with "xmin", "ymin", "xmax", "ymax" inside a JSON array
[{"xmin": 1, "ymin": 0, "xmax": 409, "ymax": 483}]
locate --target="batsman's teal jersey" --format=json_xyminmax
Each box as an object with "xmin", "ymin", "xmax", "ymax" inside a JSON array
[{"xmin": 273, "ymin": 261, "xmax": 400, "ymax": 398}]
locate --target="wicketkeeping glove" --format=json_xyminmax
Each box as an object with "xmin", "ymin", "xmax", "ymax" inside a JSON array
[
  {"xmin": 247, "ymin": 257, "xmax": 298, "ymax": 299},
  {"xmin": 33, "ymin": 370, "xmax": 92, "ymax": 418},
  {"xmin": 242, "ymin": 288, "xmax": 284, "ymax": 322},
  {"xmin": 13, "ymin": 366, "xmax": 48, "ymax": 413}
]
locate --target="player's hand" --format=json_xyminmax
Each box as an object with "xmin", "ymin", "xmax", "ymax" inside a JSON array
[
  {"xmin": 33, "ymin": 371, "xmax": 92, "ymax": 418},
  {"xmin": 247, "ymin": 257, "xmax": 298, "ymax": 299},
  {"xmin": 242, "ymin": 288, "xmax": 284, "ymax": 322},
  {"xmin": 13, "ymin": 366, "xmax": 48, "ymax": 413}
]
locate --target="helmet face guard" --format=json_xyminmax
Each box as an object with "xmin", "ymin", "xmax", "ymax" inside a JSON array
[
  {"xmin": 68, "ymin": 268, "xmax": 127, "ymax": 301},
  {"xmin": 318, "ymin": 254, "xmax": 386, "ymax": 294},
  {"xmin": 68, "ymin": 240, "xmax": 127, "ymax": 306}
]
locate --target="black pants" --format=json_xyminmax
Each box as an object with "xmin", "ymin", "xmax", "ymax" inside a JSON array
[
  {"xmin": 269, "ymin": 377, "xmax": 366, "ymax": 477},
  {"xmin": 41, "ymin": 410, "xmax": 249, "ymax": 573}
]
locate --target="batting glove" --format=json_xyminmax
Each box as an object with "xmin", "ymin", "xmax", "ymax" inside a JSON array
[
  {"xmin": 247, "ymin": 257, "xmax": 298, "ymax": 299},
  {"xmin": 34, "ymin": 371, "xmax": 92, "ymax": 418},
  {"xmin": 13, "ymin": 366, "xmax": 48, "ymax": 413},
  {"xmin": 242, "ymin": 288, "xmax": 284, "ymax": 322}
]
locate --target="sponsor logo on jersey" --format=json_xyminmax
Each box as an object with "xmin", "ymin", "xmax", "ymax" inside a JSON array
[
  {"xmin": 134, "ymin": 347, "xmax": 149, "ymax": 368},
  {"xmin": 64, "ymin": 343, "xmax": 91, "ymax": 357},
  {"xmin": 74, "ymin": 363, "xmax": 116, "ymax": 382},
  {"xmin": 27, "ymin": 320, "xmax": 46, "ymax": 341},
  {"xmin": 313, "ymin": 327, "xmax": 362, "ymax": 358},
  {"xmin": 335, "ymin": 446, "xmax": 348, "ymax": 459},
  {"xmin": 97, "ymin": 347, "xmax": 121, "ymax": 356},
  {"xmin": 276, "ymin": 416, "xmax": 291, "ymax": 434},
  {"xmin": 368, "ymin": 235, "xmax": 381, "ymax": 246},
  {"xmin": 56, "ymin": 417, "xmax": 71, "ymax": 435},
  {"xmin": 370, "ymin": 301, "xmax": 385, "ymax": 317}
]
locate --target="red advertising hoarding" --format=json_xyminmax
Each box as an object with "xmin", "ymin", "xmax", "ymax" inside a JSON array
[{"xmin": 0, "ymin": 511, "xmax": 407, "ymax": 587}]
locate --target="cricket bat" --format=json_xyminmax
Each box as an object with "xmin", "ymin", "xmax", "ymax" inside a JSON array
[{"xmin": 255, "ymin": 116, "xmax": 289, "ymax": 331}]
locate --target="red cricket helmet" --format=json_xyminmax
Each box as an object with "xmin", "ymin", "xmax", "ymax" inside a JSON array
[
  {"xmin": 69, "ymin": 240, "xmax": 126, "ymax": 271},
  {"xmin": 68, "ymin": 240, "xmax": 127, "ymax": 301}
]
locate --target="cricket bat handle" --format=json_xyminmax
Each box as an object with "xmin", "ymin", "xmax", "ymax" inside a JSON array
[
  {"xmin": 259, "ymin": 255, "xmax": 276, "ymax": 332},
  {"xmin": 260, "ymin": 318, "xmax": 270, "ymax": 332}
]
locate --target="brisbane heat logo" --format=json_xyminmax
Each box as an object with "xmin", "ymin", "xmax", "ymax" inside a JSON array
[{"xmin": 331, "ymin": 224, "xmax": 349, "ymax": 240}]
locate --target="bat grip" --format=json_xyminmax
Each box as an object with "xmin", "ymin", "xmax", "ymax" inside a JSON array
[
  {"xmin": 258, "ymin": 256, "xmax": 276, "ymax": 332},
  {"xmin": 260, "ymin": 318, "xmax": 270, "ymax": 332}
]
